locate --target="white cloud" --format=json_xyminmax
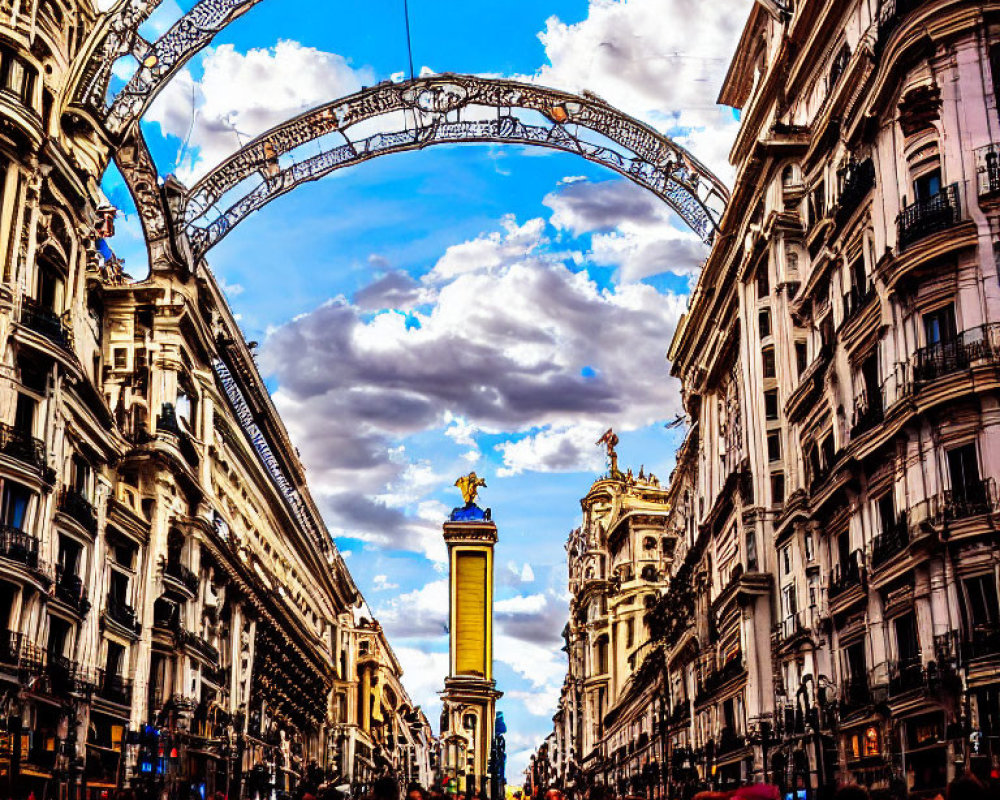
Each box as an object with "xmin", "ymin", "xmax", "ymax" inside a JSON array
[
  {"xmin": 372, "ymin": 574, "xmax": 399, "ymax": 591},
  {"xmin": 260, "ymin": 216, "xmax": 686, "ymax": 557},
  {"xmin": 147, "ymin": 41, "xmax": 374, "ymax": 183},
  {"xmin": 393, "ymin": 646, "xmax": 448, "ymax": 719},
  {"xmin": 525, "ymin": 0, "xmax": 749, "ymax": 182},
  {"xmin": 521, "ymin": 563, "xmax": 535, "ymax": 583},
  {"xmin": 376, "ymin": 579, "xmax": 449, "ymax": 639}
]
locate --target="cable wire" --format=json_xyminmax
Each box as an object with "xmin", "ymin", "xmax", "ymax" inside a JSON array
[{"xmin": 403, "ymin": 0, "xmax": 415, "ymax": 80}]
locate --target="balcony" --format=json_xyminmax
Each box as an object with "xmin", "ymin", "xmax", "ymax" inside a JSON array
[
  {"xmin": 96, "ymin": 670, "xmax": 133, "ymax": 706},
  {"xmin": 774, "ymin": 611, "xmax": 813, "ymax": 646},
  {"xmin": 896, "ymin": 183, "xmax": 961, "ymax": 251},
  {"xmin": 876, "ymin": 0, "xmax": 928, "ymax": 50},
  {"xmin": 839, "ymin": 677, "xmax": 872, "ymax": 715},
  {"xmin": 667, "ymin": 700, "xmax": 691, "ymax": 728},
  {"xmin": 716, "ymin": 727, "xmax": 748, "ymax": 756},
  {"xmin": 176, "ymin": 627, "xmax": 220, "ymax": 665},
  {"xmin": 828, "ymin": 551, "xmax": 863, "ymax": 600},
  {"xmin": 975, "ymin": 143, "xmax": 1000, "ymax": 198},
  {"xmin": 46, "ymin": 652, "xmax": 78, "ymax": 694},
  {"xmin": 913, "ymin": 324, "xmax": 1000, "ymax": 385},
  {"xmin": 870, "ymin": 514, "xmax": 910, "ymax": 568},
  {"xmin": 850, "ymin": 391, "xmax": 884, "ymax": 439},
  {"xmin": 20, "ymin": 297, "xmax": 71, "ymax": 349},
  {"xmin": 0, "ymin": 525, "xmax": 41, "ymax": 570},
  {"xmin": 156, "ymin": 405, "xmax": 200, "ymax": 469},
  {"xmin": 887, "ymin": 657, "xmax": 924, "ymax": 697},
  {"xmin": 0, "ymin": 629, "xmax": 23, "ymax": 666},
  {"xmin": 962, "ymin": 625, "xmax": 1000, "ymax": 661},
  {"xmin": 55, "ymin": 569, "xmax": 91, "ymax": 616},
  {"xmin": 0, "ymin": 421, "xmax": 48, "ymax": 473},
  {"xmin": 60, "ymin": 487, "xmax": 98, "ymax": 535},
  {"xmin": 104, "ymin": 594, "xmax": 140, "ymax": 634},
  {"xmin": 841, "ymin": 284, "xmax": 877, "ymax": 329},
  {"xmin": 695, "ymin": 657, "xmax": 746, "ymax": 705},
  {"xmin": 835, "ymin": 158, "xmax": 876, "ymax": 227},
  {"xmin": 164, "ymin": 559, "xmax": 200, "ymax": 594}
]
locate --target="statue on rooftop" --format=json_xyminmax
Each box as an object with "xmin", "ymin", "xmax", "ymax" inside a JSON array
[
  {"xmin": 596, "ymin": 428, "xmax": 622, "ymax": 480},
  {"xmin": 455, "ymin": 472, "xmax": 487, "ymax": 506}
]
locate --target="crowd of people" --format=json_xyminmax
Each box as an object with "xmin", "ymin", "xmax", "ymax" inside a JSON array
[{"xmin": 514, "ymin": 776, "xmax": 1000, "ymax": 800}]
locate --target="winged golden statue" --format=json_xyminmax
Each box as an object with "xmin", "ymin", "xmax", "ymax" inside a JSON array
[{"xmin": 455, "ymin": 472, "xmax": 487, "ymax": 506}]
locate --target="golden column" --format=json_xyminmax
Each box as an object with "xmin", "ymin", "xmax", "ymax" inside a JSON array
[{"xmin": 441, "ymin": 473, "xmax": 502, "ymax": 798}]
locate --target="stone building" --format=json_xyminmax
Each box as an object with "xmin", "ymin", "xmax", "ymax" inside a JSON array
[
  {"xmin": 0, "ymin": 2, "xmax": 433, "ymax": 798},
  {"xmin": 661, "ymin": 0, "xmax": 1000, "ymax": 795},
  {"xmin": 547, "ymin": 454, "xmax": 675, "ymax": 796}
]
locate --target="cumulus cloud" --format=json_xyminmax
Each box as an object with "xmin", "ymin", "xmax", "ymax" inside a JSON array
[
  {"xmin": 372, "ymin": 574, "xmax": 399, "ymax": 591},
  {"xmin": 393, "ymin": 646, "xmax": 449, "ymax": 719},
  {"xmin": 147, "ymin": 40, "xmax": 374, "ymax": 182},
  {"xmin": 259, "ymin": 216, "xmax": 685, "ymax": 555},
  {"xmin": 376, "ymin": 579, "xmax": 449, "ymax": 639},
  {"xmin": 545, "ymin": 179, "xmax": 707, "ymax": 281},
  {"xmin": 525, "ymin": 0, "xmax": 750, "ymax": 181}
]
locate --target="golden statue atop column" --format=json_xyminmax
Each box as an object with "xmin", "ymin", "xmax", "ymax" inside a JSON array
[{"xmin": 440, "ymin": 474, "xmax": 502, "ymax": 798}]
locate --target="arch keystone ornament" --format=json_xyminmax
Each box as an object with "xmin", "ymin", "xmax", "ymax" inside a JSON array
[
  {"xmin": 174, "ymin": 75, "xmax": 730, "ymax": 260},
  {"xmin": 441, "ymin": 474, "xmax": 502, "ymax": 799}
]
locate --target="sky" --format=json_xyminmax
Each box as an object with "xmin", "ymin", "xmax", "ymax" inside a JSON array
[{"xmin": 100, "ymin": 0, "xmax": 751, "ymax": 779}]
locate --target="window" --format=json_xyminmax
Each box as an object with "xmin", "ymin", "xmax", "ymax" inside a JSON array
[
  {"xmin": 804, "ymin": 530, "xmax": 815, "ymax": 563},
  {"xmin": 758, "ymin": 309, "xmax": 771, "ymax": 339},
  {"xmin": 47, "ymin": 617, "xmax": 71, "ymax": 657},
  {"xmin": 109, "ymin": 570, "xmax": 129, "ymax": 604},
  {"xmin": 764, "ymin": 389, "xmax": 779, "ymax": 420},
  {"xmin": 745, "ymin": 530, "xmax": 759, "ymax": 572},
  {"xmin": 780, "ymin": 546, "xmax": 791, "ymax": 575},
  {"xmin": 0, "ymin": 46, "xmax": 36, "ymax": 103},
  {"xmin": 964, "ymin": 575, "xmax": 999, "ymax": 629},
  {"xmin": 767, "ymin": 431, "xmax": 781, "ymax": 462},
  {"xmin": 781, "ymin": 583, "xmax": 797, "ymax": 619},
  {"xmin": 877, "ymin": 493, "xmax": 896, "ymax": 534},
  {"xmin": 14, "ymin": 393, "xmax": 35, "ymax": 436},
  {"xmin": 894, "ymin": 613, "xmax": 920, "ymax": 663},
  {"xmin": 57, "ymin": 534, "xmax": 82, "ymax": 578},
  {"xmin": 845, "ymin": 641, "xmax": 866, "ymax": 680},
  {"xmin": 626, "ymin": 619, "xmax": 634, "ymax": 649},
  {"xmin": 72, "ymin": 456, "xmax": 90, "ymax": 497},
  {"xmin": 762, "ymin": 347, "xmax": 776, "ymax": 378},
  {"xmin": 913, "ymin": 168, "xmax": 942, "ymax": 202},
  {"xmin": 1, "ymin": 482, "xmax": 30, "ymax": 529},
  {"xmin": 113, "ymin": 348, "xmax": 127, "ymax": 370},
  {"xmin": 770, "ymin": 473, "xmax": 785, "ymax": 506},
  {"xmin": 923, "ymin": 304, "xmax": 956, "ymax": 347},
  {"xmin": 795, "ymin": 341, "xmax": 808, "ymax": 376},
  {"xmin": 757, "ymin": 268, "xmax": 770, "ymax": 298},
  {"xmin": 105, "ymin": 641, "xmax": 126, "ymax": 678},
  {"xmin": 947, "ymin": 443, "xmax": 981, "ymax": 494}
]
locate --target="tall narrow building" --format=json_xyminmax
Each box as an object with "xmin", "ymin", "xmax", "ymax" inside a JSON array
[{"xmin": 440, "ymin": 474, "xmax": 501, "ymax": 798}]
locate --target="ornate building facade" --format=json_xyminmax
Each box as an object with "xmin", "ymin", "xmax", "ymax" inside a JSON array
[
  {"xmin": 543, "ymin": 455, "xmax": 675, "ymax": 797},
  {"xmin": 662, "ymin": 0, "xmax": 1000, "ymax": 795},
  {"xmin": 534, "ymin": 0, "xmax": 1000, "ymax": 797},
  {"xmin": 0, "ymin": 3, "xmax": 433, "ymax": 798}
]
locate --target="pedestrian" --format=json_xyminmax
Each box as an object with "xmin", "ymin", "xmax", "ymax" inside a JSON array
[
  {"xmin": 545, "ymin": 789, "xmax": 566, "ymax": 800},
  {"xmin": 833, "ymin": 786, "xmax": 869, "ymax": 800},
  {"xmin": 373, "ymin": 777, "xmax": 399, "ymax": 800},
  {"xmin": 407, "ymin": 785, "xmax": 427, "ymax": 800},
  {"xmin": 946, "ymin": 776, "xmax": 989, "ymax": 800}
]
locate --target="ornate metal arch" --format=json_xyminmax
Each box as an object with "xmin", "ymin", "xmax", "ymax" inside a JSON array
[
  {"xmin": 71, "ymin": 0, "xmax": 263, "ymax": 137},
  {"xmin": 179, "ymin": 75, "xmax": 730, "ymax": 260}
]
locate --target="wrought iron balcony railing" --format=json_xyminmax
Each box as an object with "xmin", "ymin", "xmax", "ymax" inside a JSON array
[
  {"xmin": 850, "ymin": 390, "xmax": 884, "ymax": 439},
  {"xmin": 888, "ymin": 656, "xmax": 925, "ymax": 696},
  {"xmin": 0, "ymin": 629, "xmax": 22, "ymax": 666},
  {"xmin": 897, "ymin": 183, "xmax": 961, "ymax": 250},
  {"xmin": 60, "ymin": 487, "xmax": 98, "ymax": 534},
  {"xmin": 20, "ymin": 298, "xmax": 71, "ymax": 348},
  {"xmin": 55, "ymin": 568, "xmax": 91, "ymax": 616},
  {"xmin": 870, "ymin": 514, "xmax": 910, "ymax": 568},
  {"xmin": 835, "ymin": 158, "xmax": 876, "ymax": 227},
  {"xmin": 97, "ymin": 669, "xmax": 133, "ymax": 706},
  {"xmin": 0, "ymin": 525, "xmax": 39, "ymax": 569},
  {"xmin": 839, "ymin": 677, "xmax": 872, "ymax": 714},
  {"xmin": 962, "ymin": 625, "xmax": 1000, "ymax": 661},
  {"xmin": 0, "ymin": 421, "xmax": 47, "ymax": 472},
  {"xmin": 104, "ymin": 594, "xmax": 140, "ymax": 633},
  {"xmin": 876, "ymin": 0, "xmax": 929, "ymax": 49},
  {"xmin": 842, "ymin": 284, "xmax": 876, "ymax": 327},
  {"xmin": 913, "ymin": 323, "xmax": 1000, "ymax": 384},
  {"xmin": 828, "ymin": 551, "xmax": 863, "ymax": 599},
  {"xmin": 975, "ymin": 143, "xmax": 1000, "ymax": 198},
  {"xmin": 165, "ymin": 559, "xmax": 200, "ymax": 593}
]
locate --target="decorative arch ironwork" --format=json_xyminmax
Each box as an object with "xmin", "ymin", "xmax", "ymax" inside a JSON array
[
  {"xmin": 179, "ymin": 75, "xmax": 730, "ymax": 260},
  {"xmin": 71, "ymin": 0, "xmax": 263, "ymax": 136}
]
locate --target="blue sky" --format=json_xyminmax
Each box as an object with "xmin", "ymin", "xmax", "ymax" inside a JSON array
[{"xmin": 101, "ymin": 0, "xmax": 751, "ymax": 779}]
